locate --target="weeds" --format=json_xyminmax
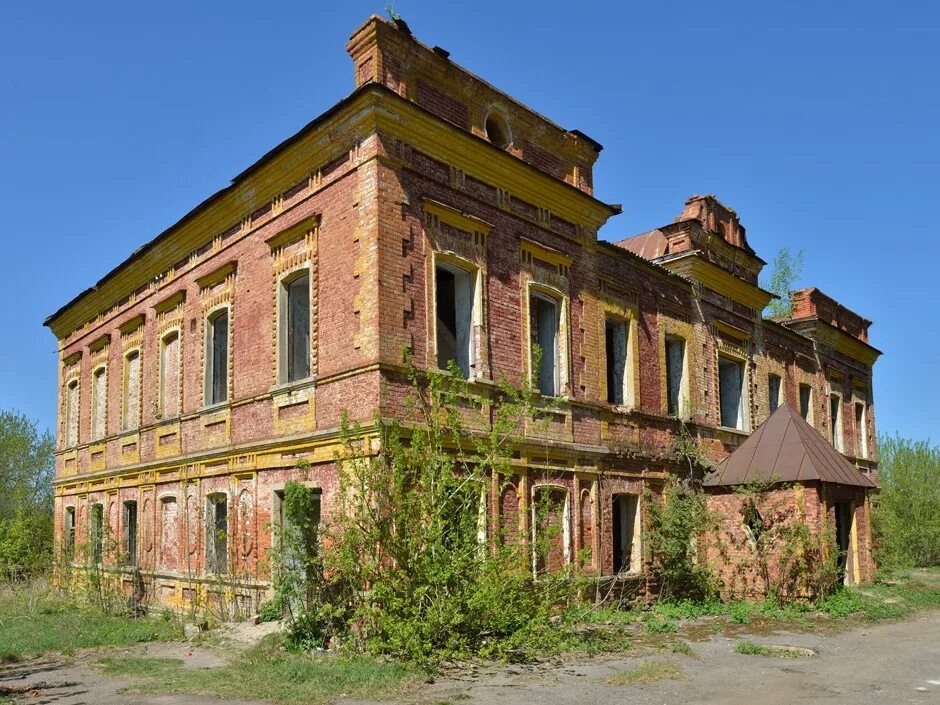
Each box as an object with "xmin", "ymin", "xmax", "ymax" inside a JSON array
[
  {"xmin": 95, "ymin": 637, "xmax": 417, "ymax": 705},
  {"xmin": 733, "ymin": 641, "xmax": 811, "ymax": 658},
  {"xmin": 608, "ymin": 659, "xmax": 683, "ymax": 685}
]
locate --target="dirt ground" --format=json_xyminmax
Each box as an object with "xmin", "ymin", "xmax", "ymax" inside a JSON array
[{"xmin": 2, "ymin": 611, "xmax": 938, "ymax": 705}]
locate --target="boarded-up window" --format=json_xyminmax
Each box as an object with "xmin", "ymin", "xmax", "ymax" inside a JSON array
[
  {"xmin": 91, "ymin": 367, "xmax": 107, "ymax": 440},
  {"xmin": 435, "ymin": 263, "xmax": 475, "ymax": 378},
  {"xmin": 605, "ymin": 319, "xmax": 628, "ymax": 405},
  {"xmin": 123, "ymin": 350, "xmax": 140, "ymax": 430},
  {"xmin": 718, "ymin": 356, "xmax": 745, "ymax": 430},
  {"xmin": 532, "ymin": 487, "xmax": 569, "ymax": 574},
  {"xmin": 159, "ymin": 331, "xmax": 180, "ymax": 418},
  {"xmin": 160, "ymin": 497, "xmax": 179, "ymax": 571},
  {"xmin": 65, "ymin": 380, "xmax": 79, "ymax": 447},
  {"xmin": 205, "ymin": 310, "xmax": 229, "ymax": 405},
  {"xmin": 530, "ymin": 294, "xmax": 559, "ymax": 396},
  {"xmin": 768, "ymin": 374, "xmax": 782, "ymax": 414},
  {"xmin": 500, "ymin": 484, "xmax": 519, "ymax": 547},
  {"xmin": 280, "ymin": 273, "xmax": 310, "ymax": 383},
  {"xmin": 799, "ymin": 384, "xmax": 812, "ymax": 421},
  {"xmin": 665, "ymin": 337, "xmax": 686, "ymax": 416}
]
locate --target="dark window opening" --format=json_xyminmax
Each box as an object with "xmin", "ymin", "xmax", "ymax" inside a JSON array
[
  {"xmin": 123, "ymin": 501, "xmax": 138, "ymax": 566},
  {"xmin": 285, "ymin": 273, "xmax": 311, "ymax": 383},
  {"xmin": 855, "ymin": 402, "xmax": 868, "ymax": 458},
  {"xmin": 530, "ymin": 294, "xmax": 559, "ymax": 396},
  {"xmin": 485, "ymin": 113, "xmax": 511, "ymax": 149},
  {"xmin": 206, "ymin": 310, "xmax": 229, "ymax": 405},
  {"xmin": 605, "ymin": 319, "xmax": 627, "ymax": 405},
  {"xmin": 768, "ymin": 374, "xmax": 782, "ymax": 413},
  {"xmin": 830, "ymin": 394, "xmax": 843, "ymax": 451},
  {"xmin": 64, "ymin": 506, "xmax": 76, "ymax": 558},
  {"xmin": 612, "ymin": 494, "xmax": 639, "ymax": 574},
  {"xmin": 799, "ymin": 384, "xmax": 812, "ymax": 421},
  {"xmin": 834, "ymin": 502, "xmax": 853, "ymax": 584},
  {"xmin": 435, "ymin": 264, "xmax": 474, "ymax": 378},
  {"xmin": 206, "ymin": 494, "xmax": 228, "ymax": 574},
  {"xmin": 90, "ymin": 503, "xmax": 104, "ymax": 565},
  {"xmin": 743, "ymin": 502, "xmax": 764, "ymax": 543}
]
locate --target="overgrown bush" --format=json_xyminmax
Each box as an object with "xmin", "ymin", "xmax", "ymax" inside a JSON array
[
  {"xmin": 0, "ymin": 411, "xmax": 54, "ymax": 582},
  {"xmin": 272, "ymin": 356, "xmax": 584, "ymax": 665},
  {"xmin": 872, "ymin": 435, "xmax": 940, "ymax": 569},
  {"xmin": 643, "ymin": 479, "xmax": 718, "ymax": 601}
]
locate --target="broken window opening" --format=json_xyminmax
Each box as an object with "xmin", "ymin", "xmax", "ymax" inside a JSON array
[
  {"xmin": 742, "ymin": 501, "xmax": 764, "ymax": 544},
  {"xmin": 768, "ymin": 373, "xmax": 782, "ymax": 414},
  {"xmin": 612, "ymin": 493, "xmax": 640, "ymax": 574},
  {"xmin": 484, "ymin": 112, "xmax": 511, "ymax": 149},
  {"xmin": 206, "ymin": 493, "xmax": 228, "ymax": 574},
  {"xmin": 855, "ymin": 402, "xmax": 868, "ymax": 459},
  {"xmin": 435, "ymin": 262, "xmax": 475, "ymax": 378},
  {"xmin": 665, "ymin": 336, "xmax": 687, "ymax": 417},
  {"xmin": 605, "ymin": 318, "xmax": 628, "ymax": 405},
  {"xmin": 64, "ymin": 506, "xmax": 76, "ymax": 559},
  {"xmin": 90, "ymin": 502, "xmax": 104, "ymax": 565},
  {"xmin": 830, "ymin": 394, "xmax": 844, "ymax": 452},
  {"xmin": 799, "ymin": 383, "xmax": 812, "ymax": 422},
  {"xmin": 280, "ymin": 271, "xmax": 311, "ymax": 384},
  {"xmin": 530, "ymin": 293, "xmax": 560, "ymax": 396},
  {"xmin": 123, "ymin": 500, "xmax": 138, "ymax": 566},
  {"xmin": 718, "ymin": 355, "xmax": 745, "ymax": 430},
  {"xmin": 205, "ymin": 309, "xmax": 229, "ymax": 406},
  {"xmin": 834, "ymin": 502, "xmax": 854, "ymax": 584}
]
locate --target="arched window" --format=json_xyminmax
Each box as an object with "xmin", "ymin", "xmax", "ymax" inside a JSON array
[
  {"xmin": 122, "ymin": 350, "xmax": 141, "ymax": 430},
  {"xmin": 64, "ymin": 379, "xmax": 79, "ymax": 447},
  {"xmin": 205, "ymin": 309, "xmax": 229, "ymax": 405},
  {"xmin": 278, "ymin": 271, "xmax": 311, "ymax": 384},
  {"xmin": 91, "ymin": 366, "xmax": 107, "ymax": 440},
  {"xmin": 159, "ymin": 330, "xmax": 181, "ymax": 418}
]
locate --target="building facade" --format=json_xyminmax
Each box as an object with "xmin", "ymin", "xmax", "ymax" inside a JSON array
[{"xmin": 45, "ymin": 16, "xmax": 881, "ymax": 607}]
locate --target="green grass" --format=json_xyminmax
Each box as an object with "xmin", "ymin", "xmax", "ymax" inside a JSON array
[
  {"xmin": 608, "ymin": 659, "xmax": 683, "ymax": 685},
  {"xmin": 96, "ymin": 638, "xmax": 418, "ymax": 705},
  {"xmin": 668, "ymin": 640, "xmax": 696, "ymax": 657},
  {"xmin": 0, "ymin": 585, "xmax": 182, "ymax": 662},
  {"xmin": 732, "ymin": 641, "xmax": 809, "ymax": 658}
]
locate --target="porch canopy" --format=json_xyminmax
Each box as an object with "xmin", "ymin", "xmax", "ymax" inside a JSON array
[{"xmin": 704, "ymin": 402, "xmax": 877, "ymax": 488}]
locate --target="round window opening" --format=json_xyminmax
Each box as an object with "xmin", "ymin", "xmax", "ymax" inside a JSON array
[{"xmin": 485, "ymin": 113, "xmax": 511, "ymax": 149}]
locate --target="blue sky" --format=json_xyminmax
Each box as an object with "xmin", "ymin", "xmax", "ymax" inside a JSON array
[{"xmin": 1, "ymin": 1, "xmax": 936, "ymax": 442}]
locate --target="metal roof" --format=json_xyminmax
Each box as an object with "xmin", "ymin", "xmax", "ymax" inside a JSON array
[{"xmin": 704, "ymin": 402, "xmax": 877, "ymax": 488}]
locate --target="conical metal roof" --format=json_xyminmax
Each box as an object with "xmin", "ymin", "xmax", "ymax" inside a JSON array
[{"xmin": 704, "ymin": 402, "xmax": 877, "ymax": 488}]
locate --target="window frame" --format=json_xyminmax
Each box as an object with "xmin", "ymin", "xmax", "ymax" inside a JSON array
[
  {"xmin": 121, "ymin": 348, "xmax": 142, "ymax": 431},
  {"xmin": 205, "ymin": 492, "xmax": 229, "ymax": 575},
  {"xmin": 90, "ymin": 365, "xmax": 107, "ymax": 441},
  {"xmin": 855, "ymin": 401, "xmax": 869, "ymax": 459},
  {"xmin": 122, "ymin": 500, "xmax": 138, "ymax": 566},
  {"xmin": 799, "ymin": 383, "xmax": 814, "ymax": 423},
  {"xmin": 767, "ymin": 373, "xmax": 783, "ymax": 415},
  {"xmin": 90, "ymin": 502, "xmax": 104, "ymax": 566},
  {"xmin": 527, "ymin": 286, "xmax": 567, "ymax": 398},
  {"xmin": 277, "ymin": 268, "xmax": 312, "ymax": 385},
  {"xmin": 64, "ymin": 377, "xmax": 80, "ymax": 448},
  {"xmin": 530, "ymin": 484, "xmax": 571, "ymax": 574},
  {"xmin": 158, "ymin": 328, "xmax": 182, "ymax": 419},
  {"xmin": 432, "ymin": 257, "xmax": 480, "ymax": 379},
  {"xmin": 664, "ymin": 335, "xmax": 689, "ymax": 418},
  {"xmin": 604, "ymin": 316, "xmax": 633, "ymax": 407},
  {"xmin": 830, "ymin": 392, "xmax": 844, "ymax": 452},
  {"xmin": 204, "ymin": 306, "xmax": 230, "ymax": 407},
  {"xmin": 717, "ymin": 353, "xmax": 748, "ymax": 431}
]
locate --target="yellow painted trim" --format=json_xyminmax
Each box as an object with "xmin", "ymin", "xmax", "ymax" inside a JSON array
[
  {"xmin": 196, "ymin": 261, "xmax": 237, "ymax": 291},
  {"xmin": 266, "ymin": 215, "xmax": 320, "ymax": 250},
  {"xmin": 423, "ymin": 199, "xmax": 493, "ymax": 236},
  {"xmin": 520, "ymin": 237, "xmax": 573, "ymax": 269},
  {"xmin": 154, "ymin": 290, "xmax": 186, "ymax": 315},
  {"xmin": 661, "ymin": 254, "xmax": 774, "ymax": 310},
  {"xmin": 118, "ymin": 314, "xmax": 145, "ymax": 336}
]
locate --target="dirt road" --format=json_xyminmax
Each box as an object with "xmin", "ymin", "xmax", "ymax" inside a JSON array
[{"xmin": 2, "ymin": 611, "xmax": 938, "ymax": 705}]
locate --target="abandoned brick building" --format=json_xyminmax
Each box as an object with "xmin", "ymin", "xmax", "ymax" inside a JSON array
[{"xmin": 45, "ymin": 15, "xmax": 881, "ymax": 606}]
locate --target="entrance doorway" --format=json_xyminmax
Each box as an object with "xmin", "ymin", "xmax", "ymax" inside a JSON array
[{"xmin": 834, "ymin": 502, "xmax": 855, "ymax": 585}]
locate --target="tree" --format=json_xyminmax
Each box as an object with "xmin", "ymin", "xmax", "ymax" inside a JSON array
[
  {"xmin": 0, "ymin": 410, "xmax": 55, "ymax": 581},
  {"xmin": 873, "ymin": 435, "xmax": 940, "ymax": 568},
  {"xmin": 762, "ymin": 247, "xmax": 805, "ymax": 320}
]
